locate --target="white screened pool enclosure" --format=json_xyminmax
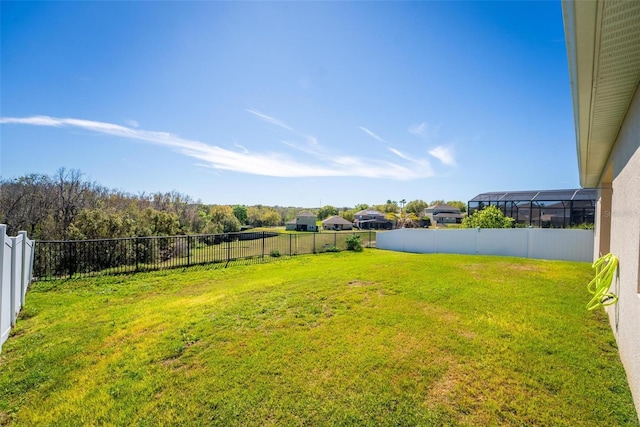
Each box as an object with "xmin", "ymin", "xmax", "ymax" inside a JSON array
[{"xmin": 468, "ymin": 189, "xmax": 596, "ymax": 228}]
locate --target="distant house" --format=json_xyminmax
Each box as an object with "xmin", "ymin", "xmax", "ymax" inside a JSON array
[
  {"xmin": 353, "ymin": 209, "xmax": 392, "ymax": 230},
  {"xmin": 423, "ymin": 204, "xmax": 463, "ymax": 225},
  {"xmin": 322, "ymin": 215, "xmax": 353, "ymax": 231},
  {"xmin": 285, "ymin": 211, "xmax": 318, "ymax": 232}
]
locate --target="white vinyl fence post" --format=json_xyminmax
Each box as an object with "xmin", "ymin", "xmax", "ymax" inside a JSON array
[
  {"xmin": 19, "ymin": 231, "xmax": 32, "ymax": 308},
  {"xmin": 10, "ymin": 233, "xmax": 24, "ymax": 327},
  {"xmin": 0, "ymin": 227, "xmax": 35, "ymax": 353},
  {"xmin": 0, "ymin": 225, "xmax": 12, "ymax": 351}
]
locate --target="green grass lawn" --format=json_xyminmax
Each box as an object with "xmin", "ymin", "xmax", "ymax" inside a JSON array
[{"xmin": 1, "ymin": 250, "xmax": 637, "ymax": 426}]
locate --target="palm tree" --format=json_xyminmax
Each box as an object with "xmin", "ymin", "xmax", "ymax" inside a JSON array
[{"xmin": 385, "ymin": 211, "xmax": 420, "ymax": 228}]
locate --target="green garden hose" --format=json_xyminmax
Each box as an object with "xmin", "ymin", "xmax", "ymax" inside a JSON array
[{"xmin": 586, "ymin": 253, "xmax": 618, "ymax": 311}]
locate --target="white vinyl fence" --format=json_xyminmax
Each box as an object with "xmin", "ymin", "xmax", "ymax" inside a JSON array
[
  {"xmin": 377, "ymin": 228, "xmax": 594, "ymax": 262},
  {"xmin": 0, "ymin": 225, "xmax": 35, "ymax": 353}
]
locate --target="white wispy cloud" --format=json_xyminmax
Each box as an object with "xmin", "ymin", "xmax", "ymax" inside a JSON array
[
  {"xmin": 125, "ymin": 119, "xmax": 139, "ymax": 128},
  {"xmin": 280, "ymin": 139, "xmax": 324, "ymax": 157},
  {"xmin": 246, "ymin": 108, "xmax": 294, "ymax": 132},
  {"xmin": 388, "ymin": 147, "xmax": 412, "ymax": 161},
  {"xmin": 408, "ymin": 122, "xmax": 440, "ymax": 139},
  {"xmin": 359, "ymin": 126, "xmax": 387, "ymax": 144},
  {"xmin": 1, "ymin": 115, "xmax": 435, "ymax": 180},
  {"xmin": 234, "ymin": 143, "xmax": 249, "ymax": 153},
  {"xmin": 428, "ymin": 146, "xmax": 456, "ymax": 166},
  {"xmin": 388, "ymin": 148, "xmax": 434, "ymax": 172},
  {"xmin": 408, "ymin": 122, "xmax": 427, "ymax": 136}
]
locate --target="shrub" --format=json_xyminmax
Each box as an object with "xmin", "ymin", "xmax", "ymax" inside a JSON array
[
  {"xmin": 270, "ymin": 249, "xmax": 281, "ymax": 258},
  {"xmin": 568, "ymin": 223, "xmax": 595, "ymax": 230},
  {"xmin": 345, "ymin": 235, "xmax": 363, "ymax": 252},
  {"xmin": 462, "ymin": 205, "xmax": 514, "ymax": 229},
  {"xmin": 324, "ymin": 245, "xmax": 340, "ymax": 253}
]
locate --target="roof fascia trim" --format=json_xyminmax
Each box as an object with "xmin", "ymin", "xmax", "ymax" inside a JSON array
[{"xmin": 562, "ymin": 0, "xmax": 600, "ymax": 187}]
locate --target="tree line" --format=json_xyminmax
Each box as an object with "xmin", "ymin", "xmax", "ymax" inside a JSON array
[
  {"xmin": 0, "ymin": 169, "xmax": 467, "ymax": 240},
  {"xmin": 0, "ymin": 169, "xmax": 292, "ymax": 240}
]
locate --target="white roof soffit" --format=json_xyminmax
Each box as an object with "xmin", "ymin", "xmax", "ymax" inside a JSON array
[{"xmin": 562, "ymin": 0, "xmax": 640, "ymax": 188}]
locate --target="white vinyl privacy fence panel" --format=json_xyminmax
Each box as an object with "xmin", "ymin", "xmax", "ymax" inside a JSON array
[
  {"xmin": 0, "ymin": 226, "xmax": 35, "ymax": 352},
  {"xmin": 377, "ymin": 228, "xmax": 594, "ymax": 262}
]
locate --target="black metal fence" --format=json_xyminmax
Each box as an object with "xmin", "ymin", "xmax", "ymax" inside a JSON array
[{"xmin": 34, "ymin": 230, "xmax": 376, "ymax": 280}]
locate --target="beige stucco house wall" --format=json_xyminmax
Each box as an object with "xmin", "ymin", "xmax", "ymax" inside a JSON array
[
  {"xmin": 563, "ymin": 0, "xmax": 640, "ymax": 416},
  {"xmin": 322, "ymin": 216, "xmax": 353, "ymax": 231},
  {"xmin": 286, "ymin": 211, "xmax": 318, "ymax": 232}
]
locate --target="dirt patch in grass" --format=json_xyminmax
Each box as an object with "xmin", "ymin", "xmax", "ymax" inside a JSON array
[
  {"xmin": 0, "ymin": 411, "xmax": 10, "ymax": 425},
  {"xmin": 420, "ymin": 302, "xmax": 459, "ymax": 323},
  {"xmin": 457, "ymin": 330, "xmax": 476, "ymax": 340},
  {"xmin": 499, "ymin": 262, "xmax": 545, "ymax": 273},
  {"xmin": 424, "ymin": 360, "xmax": 460, "ymax": 408},
  {"xmin": 460, "ymin": 263, "xmax": 485, "ymax": 280},
  {"xmin": 346, "ymin": 280, "xmax": 376, "ymax": 287},
  {"xmin": 461, "ymin": 262, "xmax": 545, "ymax": 280}
]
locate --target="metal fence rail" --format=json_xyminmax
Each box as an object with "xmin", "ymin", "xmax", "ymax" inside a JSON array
[{"xmin": 34, "ymin": 230, "xmax": 376, "ymax": 280}]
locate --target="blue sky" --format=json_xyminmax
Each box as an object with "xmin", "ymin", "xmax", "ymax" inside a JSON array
[{"xmin": 0, "ymin": 1, "xmax": 577, "ymax": 208}]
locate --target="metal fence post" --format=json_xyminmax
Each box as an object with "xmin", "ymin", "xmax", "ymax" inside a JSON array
[
  {"xmin": 69, "ymin": 241, "xmax": 74, "ymax": 279},
  {"xmin": 187, "ymin": 236, "xmax": 191, "ymax": 267},
  {"xmin": 135, "ymin": 237, "xmax": 140, "ymax": 272},
  {"xmin": 262, "ymin": 232, "xmax": 265, "ymax": 258}
]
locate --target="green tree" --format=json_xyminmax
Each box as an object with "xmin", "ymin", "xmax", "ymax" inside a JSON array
[
  {"xmin": 405, "ymin": 200, "xmax": 428, "ymax": 216},
  {"xmin": 247, "ymin": 206, "xmax": 263, "ymax": 227},
  {"xmin": 446, "ymin": 200, "xmax": 467, "ymax": 213},
  {"xmin": 247, "ymin": 206, "xmax": 281, "ymax": 227},
  {"xmin": 232, "ymin": 205, "xmax": 248, "ymax": 224},
  {"xmin": 261, "ymin": 209, "xmax": 281, "ymax": 226},
  {"xmin": 140, "ymin": 208, "xmax": 181, "ymax": 236},
  {"xmin": 68, "ymin": 209, "xmax": 135, "ymax": 239},
  {"xmin": 354, "ymin": 203, "xmax": 369, "ymax": 211},
  {"xmin": 340, "ymin": 209, "xmax": 356, "ymax": 222},
  {"xmin": 209, "ymin": 205, "xmax": 241, "ymax": 233},
  {"xmin": 201, "ymin": 221, "xmax": 223, "ymax": 235},
  {"xmin": 317, "ymin": 205, "xmax": 338, "ymax": 220},
  {"xmin": 461, "ymin": 205, "xmax": 514, "ymax": 229},
  {"xmin": 374, "ymin": 202, "xmax": 399, "ymax": 214}
]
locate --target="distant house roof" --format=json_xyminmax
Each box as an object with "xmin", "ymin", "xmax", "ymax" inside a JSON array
[
  {"xmin": 426, "ymin": 204, "xmax": 461, "ymax": 212},
  {"xmin": 355, "ymin": 209, "xmax": 383, "ymax": 216},
  {"xmin": 322, "ymin": 215, "xmax": 352, "ymax": 225},
  {"xmin": 285, "ymin": 219, "xmax": 296, "ymax": 224},
  {"xmin": 297, "ymin": 211, "xmax": 316, "ymax": 217},
  {"xmin": 433, "ymin": 212, "xmax": 463, "ymax": 219}
]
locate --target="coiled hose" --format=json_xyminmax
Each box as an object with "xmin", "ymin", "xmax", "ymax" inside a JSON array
[{"xmin": 586, "ymin": 253, "xmax": 618, "ymax": 311}]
